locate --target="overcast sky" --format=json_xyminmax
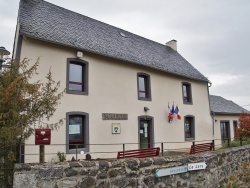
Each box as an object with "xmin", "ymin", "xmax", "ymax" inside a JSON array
[{"xmin": 1, "ymin": 0, "xmax": 250, "ymax": 110}]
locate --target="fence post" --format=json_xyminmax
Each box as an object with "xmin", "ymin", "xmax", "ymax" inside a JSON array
[
  {"xmin": 76, "ymin": 144, "xmax": 78, "ymax": 161},
  {"xmin": 240, "ymin": 137, "xmax": 243, "ymax": 146},
  {"xmin": 192, "ymin": 141, "xmax": 195, "ymax": 154},
  {"xmin": 123, "ymin": 144, "xmax": 125, "ymax": 159},
  {"xmin": 39, "ymin": 145, "xmax": 45, "ymax": 163},
  {"xmin": 212, "ymin": 140, "xmax": 215, "ymax": 151},
  {"xmin": 19, "ymin": 143, "xmax": 22, "ymax": 163},
  {"xmin": 227, "ymin": 138, "xmax": 230, "ymax": 147},
  {"xmin": 161, "ymin": 143, "xmax": 164, "ymax": 156}
]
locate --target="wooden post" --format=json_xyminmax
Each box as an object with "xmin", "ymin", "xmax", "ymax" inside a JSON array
[
  {"xmin": 161, "ymin": 143, "xmax": 164, "ymax": 156},
  {"xmin": 227, "ymin": 138, "xmax": 230, "ymax": 147},
  {"xmin": 212, "ymin": 140, "xmax": 215, "ymax": 151},
  {"xmin": 192, "ymin": 141, "xmax": 195, "ymax": 154},
  {"xmin": 123, "ymin": 144, "xmax": 125, "ymax": 159},
  {"xmin": 76, "ymin": 144, "xmax": 78, "ymax": 161},
  {"xmin": 39, "ymin": 145, "xmax": 45, "ymax": 163},
  {"xmin": 240, "ymin": 137, "xmax": 243, "ymax": 146}
]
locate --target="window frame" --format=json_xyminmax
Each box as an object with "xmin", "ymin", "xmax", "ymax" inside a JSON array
[
  {"xmin": 182, "ymin": 82, "xmax": 193, "ymax": 104},
  {"xmin": 66, "ymin": 112, "xmax": 89, "ymax": 154},
  {"xmin": 184, "ymin": 115, "xmax": 195, "ymax": 141},
  {"xmin": 66, "ymin": 58, "xmax": 89, "ymax": 95},
  {"xmin": 137, "ymin": 73, "xmax": 151, "ymax": 101}
]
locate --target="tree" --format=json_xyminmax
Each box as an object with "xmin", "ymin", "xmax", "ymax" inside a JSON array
[
  {"xmin": 238, "ymin": 112, "xmax": 250, "ymax": 139},
  {"xmin": 0, "ymin": 58, "xmax": 64, "ymax": 186}
]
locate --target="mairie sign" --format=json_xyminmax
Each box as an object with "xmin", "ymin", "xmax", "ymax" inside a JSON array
[
  {"xmin": 156, "ymin": 165, "xmax": 188, "ymax": 177},
  {"xmin": 188, "ymin": 162, "xmax": 207, "ymax": 171}
]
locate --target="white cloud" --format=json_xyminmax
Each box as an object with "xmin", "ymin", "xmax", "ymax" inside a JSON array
[{"xmin": 208, "ymin": 74, "xmax": 244, "ymax": 87}]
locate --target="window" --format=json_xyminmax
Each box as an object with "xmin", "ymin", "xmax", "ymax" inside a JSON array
[
  {"xmin": 182, "ymin": 82, "xmax": 192, "ymax": 104},
  {"xmin": 67, "ymin": 58, "xmax": 88, "ymax": 95},
  {"xmin": 66, "ymin": 112, "xmax": 89, "ymax": 153},
  {"xmin": 137, "ymin": 73, "xmax": 151, "ymax": 100},
  {"xmin": 184, "ymin": 116, "xmax": 195, "ymax": 140}
]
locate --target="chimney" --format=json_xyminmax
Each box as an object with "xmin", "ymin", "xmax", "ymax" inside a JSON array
[{"xmin": 166, "ymin": 39, "xmax": 177, "ymax": 51}]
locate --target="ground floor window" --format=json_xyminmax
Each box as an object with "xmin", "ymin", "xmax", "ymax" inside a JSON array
[
  {"xmin": 184, "ymin": 116, "xmax": 195, "ymax": 140},
  {"xmin": 66, "ymin": 112, "xmax": 89, "ymax": 154}
]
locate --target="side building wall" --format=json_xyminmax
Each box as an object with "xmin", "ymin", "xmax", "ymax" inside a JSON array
[
  {"xmin": 19, "ymin": 37, "xmax": 212, "ymax": 162},
  {"xmin": 213, "ymin": 114, "xmax": 239, "ymax": 147}
]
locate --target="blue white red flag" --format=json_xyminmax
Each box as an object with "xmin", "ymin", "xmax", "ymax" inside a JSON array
[
  {"xmin": 175, "ymin": 105, "xmax": 181, "ymax": 120},
  {"xmin": 171, "ymin": 103, "xmax": 175, "ymax": 115},
  {"xmin": 168, "ymin": 103, "xmax": 173, "ymax": 123}
]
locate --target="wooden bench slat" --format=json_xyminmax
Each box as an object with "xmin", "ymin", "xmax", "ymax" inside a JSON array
[
  {"xmin": 117, "ymin": 147, "xmax": 160, "ymax": 159},
  {"xmin": 189, "ymin": 142, "xmax": 214, "ymax": 154}
]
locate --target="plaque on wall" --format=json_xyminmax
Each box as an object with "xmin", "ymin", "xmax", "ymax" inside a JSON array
[{"xmin": 102, "ymin": 113, "xmax": 128, "ymax": 120}]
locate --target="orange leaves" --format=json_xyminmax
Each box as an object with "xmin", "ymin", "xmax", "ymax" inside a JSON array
[{"xmin": 238, "ymin": 113, "xmax": 250, "ymax": 139}]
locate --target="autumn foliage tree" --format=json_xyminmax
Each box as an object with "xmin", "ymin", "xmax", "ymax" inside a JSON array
[
  {"xmin": 238, "ymin": 112, "xmax": 250, "ymax": 139},
  {"xmin": 0, "ymin": 58, "xmax": 64, "ymax": 160}
]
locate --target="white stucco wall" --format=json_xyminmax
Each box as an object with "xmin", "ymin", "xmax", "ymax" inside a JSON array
[
  {"xmin": 213, "ymin": 114, "xmax": 239, "ymax": 148},
  {"xmin": 18, "ymin": 37, "xmax": 213, "ymax": 162}
]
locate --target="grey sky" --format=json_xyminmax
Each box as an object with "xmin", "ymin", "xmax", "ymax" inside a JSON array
[{"xmin": 1, "ymin": 0, "xmax": 250, "ymax": 110}]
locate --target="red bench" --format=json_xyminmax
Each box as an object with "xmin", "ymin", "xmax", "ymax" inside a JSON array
[
  {"xmin": 117, "ymin": 147, "xmax": 160, "ymax": 159},
  {"xmin": 189, "ymin": 142, "xmax": 214, "ymax": 154}
]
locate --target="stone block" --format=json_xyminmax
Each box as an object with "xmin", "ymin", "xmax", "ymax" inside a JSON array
[
  {"xmin": 153, "ymin": 157, "xmax": 166, "ymax": 165},
  {"xmin": 99, "ymin": 161, "xmax": 110, "ymax": 170},
  {"xmin": 13, "ymin": 173, "xmax": 37, "ymax": 188},
  {"xmin": 111, "ymin": 177, "xmax": 129, "ymax": 187},
  {"xmin": 14, "ymin": 163, "xmax": 31, "ymax": 171},
  {"xmin": 39, "ymin": 167, "xmax": 63, "ymax": 180},
  {"xmin": 64, "ymin": 167, "xmax": 78, "ymax": 177},
  {"xmin": 126, "ymin": 159, "xmax": 139, "ymax": 170},
  {"xmin": 108, "ymin": 169, "xmax": 118, "ymax": 178},
  {"xmin": 80, "ymin": 176, "xmax": 96, "ymax": 188},
  {"xmin": 80, "ymin": 161, "xmax": 96, "ymax": 167},
  {"xmin": 144, "ymin": 176, "xmax": 158, "ymax": 187},
  {"xmin": 139, "ymin": 158, "xmax": 153, "ymax": 167},
  {"xmin": 97, "ymin": 171, "xmax": 108, "ymax": 179},
  {"xmin": 56, "ymin": 177, "xmax": 78, "ymax": 188},
  {"xmin": 69, "ymin": 162, "xmax": 83, "ymax": 167}
]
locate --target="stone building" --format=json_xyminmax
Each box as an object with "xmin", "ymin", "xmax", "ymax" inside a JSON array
[{"xmin": 13, "ymin": 0, "xmax": 213, "ymax": 162}]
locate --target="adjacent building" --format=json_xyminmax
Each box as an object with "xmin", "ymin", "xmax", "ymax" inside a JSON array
[
  {"xmin": 13, "ymin": 0, "xmax": 213, "ymax": 162},
  {"xmin": 210, "ymin": 95, "xmax": 249, "ymax": 145}
]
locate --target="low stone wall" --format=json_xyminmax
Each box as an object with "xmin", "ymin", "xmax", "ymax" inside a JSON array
[{"xmin": 14, "ymin": 145, "xmax": 250, "ymax": 187}]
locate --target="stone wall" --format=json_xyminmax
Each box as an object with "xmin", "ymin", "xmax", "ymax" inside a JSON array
[{"xmin": 13, "ymin": 145, "xmax": 250, "ymax": 188}]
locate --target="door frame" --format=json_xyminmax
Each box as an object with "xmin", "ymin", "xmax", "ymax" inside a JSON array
[{"xmin": 138, "ymin": 115, "xmax": 154, "ymax": 148}]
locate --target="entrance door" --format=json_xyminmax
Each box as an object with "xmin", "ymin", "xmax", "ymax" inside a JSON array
[
  {"xmin": 139, "ymin": 120, "xmax": 151, "ymax": 148},
  {"xmin": 220, "ymin": 121, "xmax": 230, "ymax": 144}
]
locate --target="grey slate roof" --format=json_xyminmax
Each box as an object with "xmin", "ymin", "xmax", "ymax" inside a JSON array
[
  {"xmin": 210, "ymin": 95, "xmax": 249, "ymax": 115},
  {"xmin": 18, "ymin": 0, "xmax": 209, "ymax": 82}
]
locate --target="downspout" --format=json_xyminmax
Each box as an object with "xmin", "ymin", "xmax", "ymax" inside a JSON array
[
  {"xmin": 211, "ymin": 111, "xmax": 215, "ymax": 137},
  {"xmin": 207, "ymin": 81, "xmax": 214, "ymax": 138}
]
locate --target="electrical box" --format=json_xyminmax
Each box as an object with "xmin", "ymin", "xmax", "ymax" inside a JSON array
[{"xmin": 35, "ymin": 129, "xmax": 51, "ymax": 145}]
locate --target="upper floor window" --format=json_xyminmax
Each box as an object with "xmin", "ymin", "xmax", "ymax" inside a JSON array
[
  {"xmin": 67, "ymin": 58, "xmax": 88, "ymax": 95},
  {"xmin": 184, "ymin": 116, "xmax": 195, "ymax": 140},
  {"xmin": 182, "ymin": 82, "xmax": 192, "ymax": 104},
  {"xmin": 66, "ymin": 112, "xmax": 89, "ymax": 154},
  {"xmin": 137, "ymin": 73, "xmax": 151, "ymax": 101}
]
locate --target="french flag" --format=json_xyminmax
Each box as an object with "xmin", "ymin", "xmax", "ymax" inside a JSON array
[
  {"xmin": 171, "ymin": 104, "xmax": 175, "ymax": 115},
  {"xmin": 168, "ymin": 103, "xmax": 173, "ymax": 123},
  {"xmin": 175, "ymin": 106, "xmax": 181, "ymax": 120}
]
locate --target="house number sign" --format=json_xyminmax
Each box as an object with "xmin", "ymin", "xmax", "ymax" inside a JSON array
[{"xmin": 102, "ymin": 113, "xmax": 128, "ymax": 120}]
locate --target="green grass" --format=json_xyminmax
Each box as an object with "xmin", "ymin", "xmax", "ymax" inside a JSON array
[{"xmin": 221, "ymin": 139, "xmax": 250, "ymax": 149}]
